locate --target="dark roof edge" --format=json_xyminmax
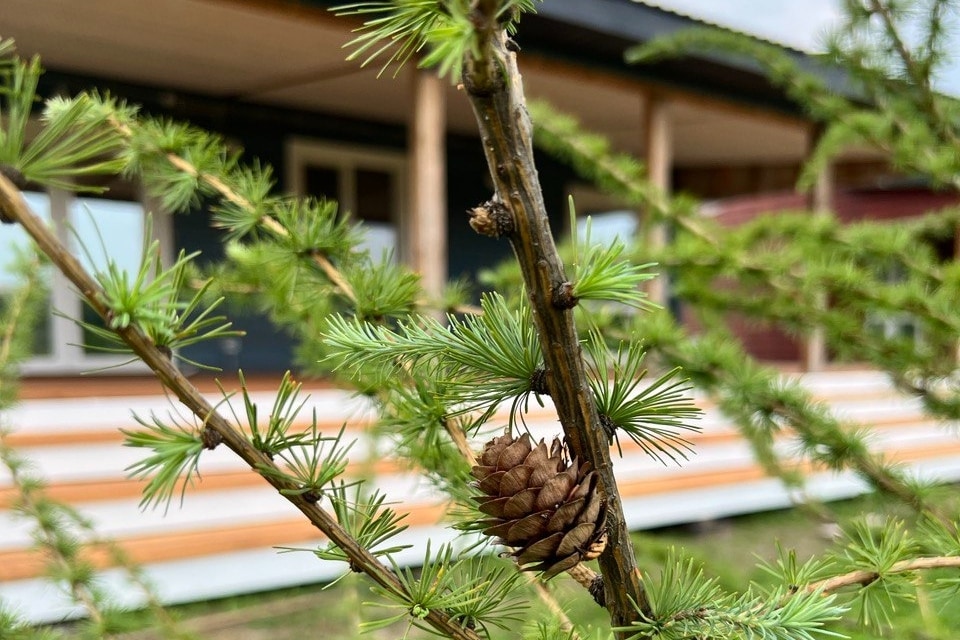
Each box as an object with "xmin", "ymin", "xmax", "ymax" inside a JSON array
[
  {"xmin": 304, "ymin": 0, "xmax": 852, "ymax": 101},
  {"xmin": 535, "ymin": 0, "xmax": 851, "ymax": 95},
  {"xmin": 538, "ymin": 0, "xmax": 808, "ymax": 55}
]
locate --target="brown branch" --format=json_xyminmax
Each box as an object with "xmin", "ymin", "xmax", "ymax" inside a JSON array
[
  {"xmin": 0, "ymin": 173, "xmax": 482, "ymax": 640},
  {"xmin": 127, "ymin": 118, "xmax": 492, "ymax": 318},
  {"xmin": 444, "ymin": 418, "xmax": 478, "ymax": 466},
  {"xmin": 808, "ymin": 556, "xmax": 960, "ymax": 594},
  {"xmin": 461, "ymin": 9, "xmax": 648, "ymax": 633}
]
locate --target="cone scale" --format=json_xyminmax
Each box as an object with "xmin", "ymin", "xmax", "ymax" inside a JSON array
[{"xmin": 471, "ymin": 433, "xmax": 607, "ymax": 578}]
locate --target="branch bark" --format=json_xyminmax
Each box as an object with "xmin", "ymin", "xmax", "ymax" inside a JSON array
[
  {"xmin": 461, "ymin": 7, "xmax": 648, "ymax": 632},
  {"xmin": 809, "ymin": 556, "xmax": 960, "ymax": 594},
  {"xmin": 0, "ymin": 173, "xmax": 481, "ymax": 640}
]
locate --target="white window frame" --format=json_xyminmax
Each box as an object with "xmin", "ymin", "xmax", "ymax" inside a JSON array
[
  {"xmin": 11, "ymin": 187, "xmax": 173, "ymax": 376},
  {"xmin": 285, "ymin": 139, "xmax": 407, "ymax": 261},
  {"xmin": 864, "ymin": 263, "xmax": 923, "ymax": 347},
  {"xmin": 565, "ymin": 183, "xmax": 639, "ymax": 238}
]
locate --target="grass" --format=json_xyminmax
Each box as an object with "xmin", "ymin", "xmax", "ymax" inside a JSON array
[{"xmin": 53, "ymin": 490, "xmax": 959, "ymax": 640}]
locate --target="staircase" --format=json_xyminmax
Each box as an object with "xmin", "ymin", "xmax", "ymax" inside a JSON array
[{"xmin": 2, "ymin": 369, "xmax": 959, "ymax": 623}]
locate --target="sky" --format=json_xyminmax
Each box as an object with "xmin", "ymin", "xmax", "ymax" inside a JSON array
[{"xmin": 643, "ymin": 0, "xmax": 960, "ymax": 96}]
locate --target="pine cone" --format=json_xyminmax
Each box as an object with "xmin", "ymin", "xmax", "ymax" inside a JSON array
[{"xmin": 471, "ymin": 433, "xmax": 607, "ymax": 578}]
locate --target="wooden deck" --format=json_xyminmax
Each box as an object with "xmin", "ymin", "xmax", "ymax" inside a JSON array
[{"xmin": 2, "ymin": 369, "xmax": 960, "ymax": 623}]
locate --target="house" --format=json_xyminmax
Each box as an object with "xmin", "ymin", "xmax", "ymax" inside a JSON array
[
  {"xmin": 702, "ymin": 185, "xmax": 960, "ymax": 361},
  {"xmin": 4, "ymin": 0, "xmax": 960, "ymax": 624},
  {"xmin": 2, "ymin": 0, "xmax": 911, "ymax": 377}
]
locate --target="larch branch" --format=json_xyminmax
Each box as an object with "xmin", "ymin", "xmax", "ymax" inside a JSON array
[
  {"xmin": 0, "ymin": 172, "xmax": 482, "ymax": 640},
  {"xmin": 809, "ymin": 556, "xmax": 960, "ymax": 594},
  {"xmin": 460, "ymin": 8, "xmax": 649, "ymax": 633}
]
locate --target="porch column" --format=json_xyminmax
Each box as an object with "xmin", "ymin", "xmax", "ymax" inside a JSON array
[
  {"xmin": 643, "ymin": 94, "xmax": 672, "ymax": 306},
  {"xmin": 955, "ymin": 216, "xmax": 960, "ymax": 365},
  {"xmin": 407, "ymin": 69, "xmax": 447, "ymax": 300},
  {"xmin": 954, "ymin": 212, "xmax": 960, "ymax": 261},
  {"xmin": 802, "ymin": 126, "xmax": 832, "ymax": 372}
]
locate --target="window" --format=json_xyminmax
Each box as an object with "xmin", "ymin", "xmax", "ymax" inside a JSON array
[
  {"xmin": 565, "ymin": 182, "xmax": 680, "ymax": 316},
  {"xmin": 0, "ymin": 192, "xmax": 54, "ymax": 357},
  {"xmin": 865, "ymin": 262, "xmax": 921, "ymax": 344},
  {"xmin": 567, "ymin": 183, "xmax": 639, "ymax": 244},
  {"xmin": 0, "ymin": 178, "xmax": 171, "ymax": 374},
  {"xmin": 285, "ymin": 140, "xmax": 406, "ymax": 262}
]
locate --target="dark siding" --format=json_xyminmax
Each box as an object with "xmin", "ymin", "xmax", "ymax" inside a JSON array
[
  {"xmin": 446, "ymin": 137, "xmax": 507, "ymax": 283},
  {"xmin": 37, "ymin": 71, "xmax": 407, "ymax": 374},
  {"xmin": 445, "ymin": 136, "xmax": 577, "ymax": 291},
  {"xmin": 37, "ymin": 70, "xmax": 578, "ymax": 371}
]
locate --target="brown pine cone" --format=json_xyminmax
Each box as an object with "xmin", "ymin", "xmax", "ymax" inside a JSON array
[{"xmin": 471, "ymin": 433, "xmax": 607, "ymax": 578}]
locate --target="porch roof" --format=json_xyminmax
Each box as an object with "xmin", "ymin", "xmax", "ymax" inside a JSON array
[{"xmin": 1, "ymin": 0, "xmax": 858, "ymax": 165}]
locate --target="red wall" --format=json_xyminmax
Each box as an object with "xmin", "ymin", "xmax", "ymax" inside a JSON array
[{"xmin": 686, "ymin": 187, "xmax": 959, "ymax": 364}]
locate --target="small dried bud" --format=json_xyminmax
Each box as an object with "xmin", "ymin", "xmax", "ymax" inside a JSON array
[
  {"xmin": 530, "ymin": 367, "xmax": 550, "ymax": 395},
  {"xmin": 599, "ymin": 414, "xmax": 618, "ymax": 442},
  {"xmin": 0, "ymin": 164, "xmax": 27, "ymax": 188},
  {"xmin": 588, "ymin": 573, "xmax": 606, "ymax": 607},
  {"xmin": 201, "ymin": 427, "xmax": 222, "ymax": 450},
  {"xmin": 467, "ymin": 199, "xmax": 514, "ymax": 238},
  {"xmin": 552, "ymin": 281, "xmax": 578, "ymax": 310}
]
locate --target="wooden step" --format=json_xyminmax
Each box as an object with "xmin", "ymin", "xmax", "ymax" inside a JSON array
[
  {"xmin": 17, "ymin": 374, "xmax": 340, "ymax": 400},
  {"xmin": 2, "ymin": 397, "xmax": 932, "ymax": 449},
  {"xmin": 0, "ymin": 500, "xmax": 448, "ymax": 582},
  {"xmin": 0, "ymin": 455, "xmax": 400, "ymax": 510},
  {"xmin": 5, "ymin": 367, "xmax": 958, "ymax": 616},
  {"xmin": 3, "ymin": 413, "xmax": 952, "ymax": 509},
  {"xmin": 4, "ymin": 439, "xmax": 960, "ymax": 583}
]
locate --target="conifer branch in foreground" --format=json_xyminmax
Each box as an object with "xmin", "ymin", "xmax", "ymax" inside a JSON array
[{"xmin": 0, "ymin": 172, "xmax": 483, "ymax": 640}]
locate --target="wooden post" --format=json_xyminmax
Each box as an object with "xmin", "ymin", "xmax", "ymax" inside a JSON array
[
  {"xmin": 954, "ymin": 217, "xmax": 960, "ymax": 262},
  {"xmin": 952, "ymin": 187, "xmax": 960, "ymax": 364},
  {"xmin": 407, "ymin": 70, "xmax": 447, "ymax": 301},
  {"xmin": 643, "ymin": 94, "xmax": 672, "ymax": 306},
  {"xmin": 802, "ymin": 125, "xmax": 832, "ymax": 372}
]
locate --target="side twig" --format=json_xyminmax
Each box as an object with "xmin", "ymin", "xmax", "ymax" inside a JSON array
[
  {"xmin": 809, "ymin": 556, "xmax": 960, "ymax": 594},
  {"xmin": 108, "ymin": 117, "xmax": 359, "ymax": 306}
]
